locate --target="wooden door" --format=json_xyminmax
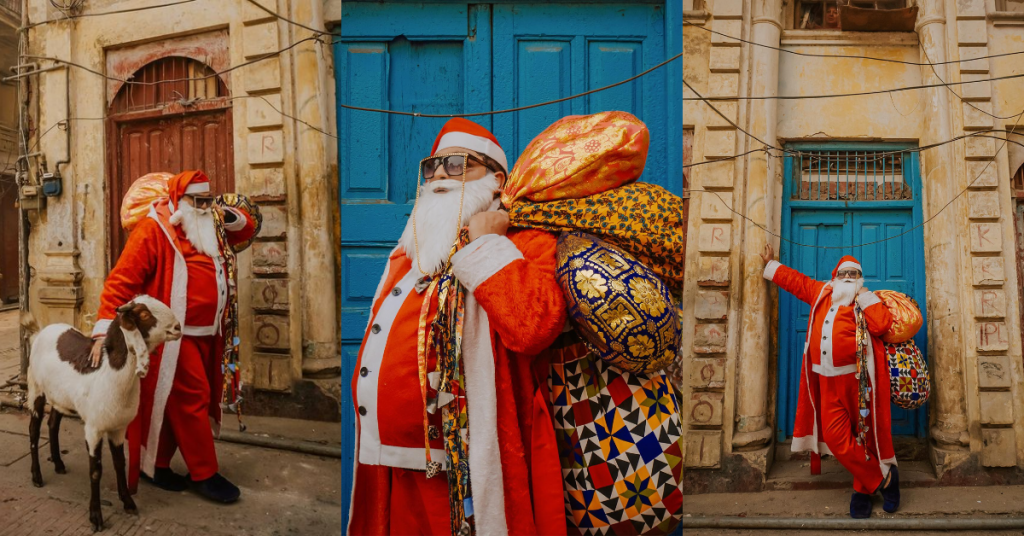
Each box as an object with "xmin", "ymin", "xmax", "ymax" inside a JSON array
[
  {"xmin": 106, "ymin": 57, "xmax": 233, "ymax": 267},
  {"xmin": 0, "ymin": 173, "xmax": 17, "ymax": 303}
]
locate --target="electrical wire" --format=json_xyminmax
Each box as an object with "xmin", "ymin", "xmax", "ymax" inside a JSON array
[
  {"xmin": 683, "ymin": 20, "xmax": 1024, "ymax": 68},
  {"xmin": 26, "ymin": 0, "xmax": 198, "ymax": 29},
  {"xmin": 245, "ymin": 0, "xmax": 340, "ymax": 38},
  {"xmin": 340, "ymin": 53, "xmax": 682, "ymax": 118},
  {"xmin": 683, "ymin": 71, "xmax": 1024, "ymax": 102}
]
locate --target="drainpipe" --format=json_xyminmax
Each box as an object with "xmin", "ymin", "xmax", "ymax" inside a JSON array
[{"xmin": 16, "ymin": 0, "xmax": 30, "ymax": 382}]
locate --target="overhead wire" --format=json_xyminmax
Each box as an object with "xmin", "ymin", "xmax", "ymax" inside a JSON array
[{"xmin": 244, "ymin": 0, "xmax": 340, "ymax": 38}]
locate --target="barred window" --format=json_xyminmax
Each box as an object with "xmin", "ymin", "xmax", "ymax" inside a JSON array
[
  {"xmin": 791, "ymin": 150, "xmax": 913, "ymax": 201},
  {"xmin": 795, "ymin": 0, "xmax": 911, "ymax": 30}
]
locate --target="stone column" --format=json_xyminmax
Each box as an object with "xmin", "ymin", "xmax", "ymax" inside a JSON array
[
  {"xmin": 291, "ymin": 0, "xmax": 340, "ymax": 377},
  {"xmin": 732, "ymin": 0, "xmax": 782, "ymax": 450},
  {"xmin": 915, "ymin": 0, "xmax": 970, "ymax": 449}
]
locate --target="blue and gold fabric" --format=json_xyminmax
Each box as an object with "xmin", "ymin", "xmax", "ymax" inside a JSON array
[{"xmin": 555, "ymin": 232, "xmax": 679, "ymax": 375}]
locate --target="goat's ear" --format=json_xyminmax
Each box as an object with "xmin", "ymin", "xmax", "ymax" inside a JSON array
[
  {"xmin": 116, "ymin": 303, "xmax": 134, "ymax": 314},
  {"xmin": 120, "ymin": 310, "xmax": 138, "ymax": 331}
]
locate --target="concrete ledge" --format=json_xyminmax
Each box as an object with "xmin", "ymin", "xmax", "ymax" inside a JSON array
[{"xmin": 683, "ymin": 516, "xmax": 1024, "ymax": 530}]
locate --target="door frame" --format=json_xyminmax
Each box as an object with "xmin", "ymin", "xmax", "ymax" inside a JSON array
[{"xmin": 777, "ymin": 142, "xmax": 928, "ymax": 441}]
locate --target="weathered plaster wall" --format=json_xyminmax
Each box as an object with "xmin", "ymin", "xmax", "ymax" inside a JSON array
[{"xmin": 24, "ymin": 0, "xmax": 340, "ymax": 419}]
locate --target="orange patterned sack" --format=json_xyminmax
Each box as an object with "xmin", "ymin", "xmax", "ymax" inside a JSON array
[
  {"xmin": 874, "ymin": 290, "xmax": 923, "ymax": 343},
  {"xmin": 501, "ymin": 111, "xmax": 649, "ymax": 206},
  {"xmin": 121, "ymin": 172, "xmax": 172, "ymax": 231}
]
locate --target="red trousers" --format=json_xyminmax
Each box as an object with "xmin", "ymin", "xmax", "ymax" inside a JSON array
[
  {"xmin": 348, "ymin": 463, "xmax": 452, "ymax": 535},
  {"xmin": 155, "ymin": 335, "xmax": 220, "ymax": 482},
  {"xmin": 819, "ymin": 373, "xmax": 885, "ymax": 494}
]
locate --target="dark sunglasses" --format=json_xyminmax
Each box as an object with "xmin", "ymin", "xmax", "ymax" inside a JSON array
[
  {"xmin": 419, "ymin": 153, "xmax": 490, "ymax": 180},
  {"xmin": 191, "ymin": 195, "xmax": 215, "ymax": 209}
]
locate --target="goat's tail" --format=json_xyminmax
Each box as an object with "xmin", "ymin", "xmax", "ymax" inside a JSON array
[{"xmin": 20, "ymin": 312, "xmax": 40, "ymax": 343}]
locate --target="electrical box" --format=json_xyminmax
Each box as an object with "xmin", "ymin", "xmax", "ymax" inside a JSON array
[
  {"xmin": 41, "ymin": 172, "xmax": 62, "ymax": 197},
  {"xmin": 20, "ymin": 184, "xmax": 45, "ymax": 210}
]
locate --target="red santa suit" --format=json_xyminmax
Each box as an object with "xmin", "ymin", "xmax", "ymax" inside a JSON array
[
  {"xmin": 93, "ymin": 171, "xmax": 256, "ymax": 492},
  {"xmin": 764, "ymin": 255, "xmax": 896, "ymax": 494}
]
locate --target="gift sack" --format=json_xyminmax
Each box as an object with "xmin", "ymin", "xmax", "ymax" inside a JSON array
[
  {"xmin": 216, "ymin": 193, "xmax": 263, "ymax": 253},
  {"xmin": 120, "ymin": 172, "xmax": 172, "ymax": 231},
  {"xmin": 547, "ymin": 341, "xmax": 682, "ymax": 536},
  {"xmin": 874, "ymin": 290, "xmax": 923, "ymax": 343},
  {"xmin": 885, "ymin": 339, "xmax": 930, "ymax": 410},
  {"xmin": 556, "ymin": 231, "xmax": 679, "ymax": 375}
]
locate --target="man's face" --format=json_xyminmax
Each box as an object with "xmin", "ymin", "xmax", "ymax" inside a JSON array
[
  {"xmin": 824, "ymin": 6, "xmax": 839, "ymax": 25},
  {"xmin": 181, "ymin": 194, "xmax": 215, "ymax": 211},
  {"xmin": 424, "ymin": 146, "xmax": 506, "ymax": 190}
]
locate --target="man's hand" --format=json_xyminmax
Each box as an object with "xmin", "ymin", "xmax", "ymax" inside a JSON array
[
  {"xmin": 468, "ymin": 210, "xmax": 510, "ymax": 241},
  {"xmin": 759, "ymin": 243, "xmax": 774, "ymax": 265},
  {"xmin": 89, "ymin": 338, "xmax": 104, "ymax": 368}
]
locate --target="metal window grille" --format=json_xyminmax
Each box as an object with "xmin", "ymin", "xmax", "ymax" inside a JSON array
[
  {"xmin": 792, "ymin": 150, "xmax": 912, "ymax": 201},
  {"xmin": 795, "ymin": 0, "xmax": 910, "ymax": 28},
  {"xmin": 113, "ymin": 57, "xmax": 227, "ymax": 114}
]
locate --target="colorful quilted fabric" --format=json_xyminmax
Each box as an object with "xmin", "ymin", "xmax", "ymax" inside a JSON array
[
  {"xmin": 548, "ymin": 342, "xmax": 682, "ymax": 536},
  {"xmin": 874, "ymin": 290, "xmax": 923, "ymax": 344},
  {"xmin": 555, "ymin": 232, "xmax": 679, "ymax": 375},
  {"xmin": 510, "ymin": 183, "xmax": 686, "ymax": 292},
  {"xmin": 501, "ymin": 111, "xmax": 649, "ymax": 207},
  {"xmin": 885, "ymin": 339, "xmax": 930, "ymax": 410}
]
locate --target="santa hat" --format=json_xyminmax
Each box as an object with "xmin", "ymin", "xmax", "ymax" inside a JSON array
[
  {"xmin": 431, "ymin": 118, "xmax": 508, "ymax": 174},
  {"xmin": 832, "ymin": 255, "xmax": 862, "ymax": 279},
  {"xmin": 167, "ymin": 170, "xmax": 211, "ymax": 206}
]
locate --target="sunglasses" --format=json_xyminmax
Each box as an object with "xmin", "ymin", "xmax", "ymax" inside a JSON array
[
  {"xmin": 419, "ymin": 153, "xmax": 490, "ymax": 180},
  {"xmin": 836, "ymin": 270, "xmax": 862, "ymax": 279},
  {"xmin": 190, "ymin": 195, "xmax": 215, "ymax": 209}
]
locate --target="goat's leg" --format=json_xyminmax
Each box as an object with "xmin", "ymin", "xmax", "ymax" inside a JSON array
[
  {"xmin": 86, "ymin": 432, "xmax": 104, "ymax": 532},
  {"xmin": 108, "ymin": 433, "xmax": 137, "ymax": 515},
  {"xmin": 48, "ymin": 410, "xmax": 66, "ymax": 474},
  {"xmin": 28, "ymin": 394, "xmax": 46, "ymax": 487}
]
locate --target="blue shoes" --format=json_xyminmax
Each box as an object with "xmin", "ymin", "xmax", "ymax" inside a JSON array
[
  {"xmin": 850, "ymin": 492, "xmax": 872, "ymax": 518},
  {"xmin": 881, "ymin": 467, "xmax": 900, "ymax": 513}
]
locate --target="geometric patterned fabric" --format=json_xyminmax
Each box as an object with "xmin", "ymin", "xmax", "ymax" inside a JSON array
[
  {"xmin": 885, "ymin": 339, "xmax": 930, "ymax": 410},
  {"xmin": 548, "ymin": 342, "xmax": 682, "ymax": 536}
]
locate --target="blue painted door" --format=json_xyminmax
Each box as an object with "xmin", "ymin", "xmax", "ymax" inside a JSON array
[
  {"xmin": 338, "ymin": 2, "xmax": 681, "ymax": 531},
  {"xmin": 777, "ymin": 146, "xmax": 928, "ymax": 442}
]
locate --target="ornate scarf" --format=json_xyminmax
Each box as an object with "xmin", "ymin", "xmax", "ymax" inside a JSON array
[
  {"xmin": 854, "ymin": 304, "xmax": 872, "ymax": 460},
  {"xmin": 418, "ymin": 229, "xmax": 475, "ymax": 536}
]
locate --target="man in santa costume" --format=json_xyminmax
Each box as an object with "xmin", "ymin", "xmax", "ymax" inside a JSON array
[
  {"xmin": 760, "ymin": 243, "xmax": 901, "ymax": 518},
  {"xmin": 348, "ymin": 118, "xmax": 568, "ymax": 535},
  {"xmin": 90, "ymin": 170, "xmax": 257, "ymax": 503}
]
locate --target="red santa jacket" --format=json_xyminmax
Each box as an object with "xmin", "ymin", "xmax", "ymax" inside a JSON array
[
  {"xmin": 348, "ymin": 228, "xmax": 568, "ymax": 536},
  {"xmin": 93, "ymin": 200, "xmax": 255, "ymax": 491},
  {"xmin": 764, "ymin": 260, "xmax": 897, "ymax": 472}
]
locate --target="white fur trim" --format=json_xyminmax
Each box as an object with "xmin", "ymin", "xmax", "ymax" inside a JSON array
[
  {"xmin": 435, "ymin": 131, "xmax": 508, "ymax": 172},
  {"xmin": 183, "ymin": 325, "xmax": 217, "ymax": 337},
  {"xmin": 141, "ymin": 207, "xmax": 189, "ymax": 478},
  {"xmin": 222, "ymin": 207, "xmax": 246, "ymax": 232},
  {"xmin": 837, "ymin": 260, "xmax": 862, "ymax": 273},
  {"xmin": 92, "ymin": 319, "xmax": 112, "ymax": 338},
  {"xmin": 791, "ymin": 435, "xmax": 833, "ymax": 456},
  {"xmin": 184, "ymin": 182, "xmax": 210, "ymax": 195},
  {"xmin": 463, "ymin": 292, "xmax": 509, "ymax": 535},
  {"xmin": 450, "ymin": 235, "xmax": 524, "ymax": 293},
  {"xmin": 857, "ymin": 291, "xmax": 882, "ymax": 308},
  {"xmin": 764, "ymin": 260, "xmax": 781, "ymax": 281}
]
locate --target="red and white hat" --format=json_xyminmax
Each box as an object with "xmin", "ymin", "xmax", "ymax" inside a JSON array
[
  {"xmin": 832, "ymin": 255, "xmax": 862, "ymax": 279},
  {"xmin": 431, "ymin": 118, "xmax": 508, "ymax": 174}
]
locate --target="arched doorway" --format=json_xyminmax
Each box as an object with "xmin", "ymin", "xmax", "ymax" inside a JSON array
[{"xmin": 106, "ymin": 56, "xmax": 234, "ymax": 267}]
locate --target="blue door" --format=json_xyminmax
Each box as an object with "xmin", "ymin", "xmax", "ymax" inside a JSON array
[
  {"xmin": 777, "ymin": 146, "xmax": 928, "ymax": 442},
  {"xmin": 338, "ymin": 2, "xmax": 681, "ymax": 530}
]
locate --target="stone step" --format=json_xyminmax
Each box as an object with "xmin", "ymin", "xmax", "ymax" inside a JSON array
[{"xmin": 766, "ymin": 457, "xmax": 937, "ymax": 491}]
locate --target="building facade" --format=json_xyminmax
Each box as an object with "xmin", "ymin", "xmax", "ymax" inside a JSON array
[
  {"xmin": 681, "ymin": 0, "xmax": 1024, "ymax": 491},
  {"xmin": 18, "ymin": 0, "xmax": 341, "ymax": 420}
]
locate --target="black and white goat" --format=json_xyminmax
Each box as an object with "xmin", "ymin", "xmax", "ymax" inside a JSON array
[{"xmin": 23, "ymin": 295, "xmax": 181, "ymax": 532}]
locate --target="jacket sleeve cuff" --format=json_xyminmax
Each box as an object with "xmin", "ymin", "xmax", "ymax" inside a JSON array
[
  {"xmin": 92, "ymin": 319, "xmax": 112, "ymax": 338},
  {"xmin": 763, "ymin": 260, "xmax": 781, "ymax": 281},
  {"xmin": 222, "ymin": 207, "xmax": 246, "ymax": 231},
  {"xmin": 857, "ymin": 291, "xmax": 882, "ymax": 309},
  {"xmin": 450, "ymin": 234, "xmax": 524, "ymax": 293}
]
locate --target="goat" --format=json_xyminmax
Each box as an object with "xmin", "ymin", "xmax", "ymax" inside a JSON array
[{"xmin": 23, "ymin": 295, "xmax": 182, "ymax": 533}]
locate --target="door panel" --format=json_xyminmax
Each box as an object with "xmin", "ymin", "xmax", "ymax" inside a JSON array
[
  {"xmin": 778, "ymin": 209, "xmax": 926, "ymax": 439},
  {"xmin": 0, "ymin": 173, "xmax": 17, "ymax": 303}
]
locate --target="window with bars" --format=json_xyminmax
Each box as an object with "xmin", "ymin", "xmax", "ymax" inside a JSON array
[
  {"xmin": 111, "ymin": 56, "xmax": 228, "ymax": 115},
  {"xmin": 795, "ymin": 0, "xmax": 911, "ymax": 29},
  {"xmin": 790, "ymin": 150, "xmax": 913, "ymax": 201}
]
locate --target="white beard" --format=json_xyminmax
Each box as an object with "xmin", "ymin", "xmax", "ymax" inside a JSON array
[
  {"xmin": 398, "ymin": 173, "xmax": 500, "ymax": 276},
  {"xmin": 831, "ymin": 278, "xmax": 864, "ymax": 307},
  {"xmin": 169, "ymin": 201, "xmax": 221, "ymax": 257}
]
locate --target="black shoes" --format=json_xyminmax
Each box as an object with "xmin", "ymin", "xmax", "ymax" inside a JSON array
[
  {"xmin": 850, "ymin": 491, "xmax": 873, "ymax": 519},
  {"xmin": 881, "ymin": 467, "xmax": 900, "ymax": 513},
  {"xmin": 191, "ymin": 472, "xmax": 241, "ymax": 504},
  {"xmin": 142, "ymin": 467, "xmax": 190, "ymax": 492}
]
